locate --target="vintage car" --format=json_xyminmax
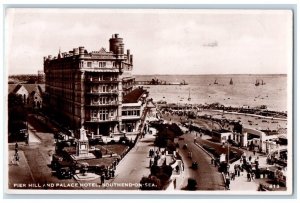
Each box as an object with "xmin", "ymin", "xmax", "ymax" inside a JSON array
[{"xmin": 57, "ymin": 167, "xmax": 74, "ymax": 179}]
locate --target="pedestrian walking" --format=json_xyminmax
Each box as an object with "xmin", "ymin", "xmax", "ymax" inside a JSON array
[
  {"xmin": 111, "ymin": 170, "xmax": 115, "ymax": 178},
  {"xmin": 15, "ymin": 142, "xmax": 18, "ymax": 150},
  {"xmin": 211, "ymin": 158, "xmax": 215, "ymax": 165},
  {"xmin": 247, "ymin": 172, "xmax": 251, "ymax": 182},
  {"xmin": 251, "ymin": 172, "xmax": 255, "ymax": 180},
  {"xmin": 15, "ymin": 154, "xmax": 20, "ymax": 165},
  {"xmin": 253, "ymin": 150, "xmax": 256, "ymax": 156},
  {"xmin": 225, "ymin": 175, "xmax": 231, "ymax": 190},
  {"xmin": 149, "ymin": 158, "xmax": 153, "ymax": 168},
  {"xmin": 230, "ymin": 172, "xmax": 235, "ymax": 181},
  {"xmin": 249, "ymin": 155, "xmax": 252, "ymax": 162},
  {"xmin": 237, "ymin": 168, "xmax": 240, "ymax": 177},
  {"xmin": 173, "ymin": 178, "xmax": 177, "ymax": 189},
  {"xmin": 175, "ymin": 165, "xmax": 180, "ymax": 173},
  {"xmin": 100, "ymin": 173, "xmax": 105, "ymax": 185},
  {"xmin": 234, "ymin": 164, "xmax": 238, "ymax": 175}
]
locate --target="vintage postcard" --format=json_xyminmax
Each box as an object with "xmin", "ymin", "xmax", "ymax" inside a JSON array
[{"xmin": 4, "ymin": 8, "xmax": 293, "ymax": 195}]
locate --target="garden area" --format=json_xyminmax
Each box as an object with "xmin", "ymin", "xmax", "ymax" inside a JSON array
[{"xmin": 139, "ymin": 122, "xmax": 183, "ymax": 190}]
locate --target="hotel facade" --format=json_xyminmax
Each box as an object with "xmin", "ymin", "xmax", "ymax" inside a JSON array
[{"xmin": 44, "ymin": 34, "xmax": 148, "ymax": 138}]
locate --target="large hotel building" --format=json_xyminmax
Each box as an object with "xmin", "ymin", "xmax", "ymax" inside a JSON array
[{"xmin": 44, "ymin": 34, "xmax": 148, "ymax": 138}]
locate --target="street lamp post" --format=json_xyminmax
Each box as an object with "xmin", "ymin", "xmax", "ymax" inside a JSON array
[{"xmin": 227, "ymin": 141, "xmax": 230, "ymax": 164}]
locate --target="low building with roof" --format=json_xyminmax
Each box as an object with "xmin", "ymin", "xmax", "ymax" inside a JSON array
[
  {"xmin": 121, "ymin": 87, "xmax": 149, "ymax": 136},
  {"xmin": 210, "ymin": 129, "xmax": 233, "ymax": 143},
  {"xmin": 8, "ymin": 84, "xmax": 45, "ymax": 109}
]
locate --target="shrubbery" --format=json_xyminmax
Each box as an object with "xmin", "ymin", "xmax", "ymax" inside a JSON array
[
  {"xmin": 148, "ymin": 165, "xmax": 173, "ymax": 190},
  {"xmin": 152, "ymin": 123, "xmax": 183, "ymax": 151},
  {"xmin": 187, "ymin": 178, "xmax": 197, "ymax": 190},
  {"xmin": 140, "ymin": 175, "xmax": 161, "ymax": 190}
]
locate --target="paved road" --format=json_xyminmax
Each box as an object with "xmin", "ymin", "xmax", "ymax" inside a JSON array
[
  {"xmin": 8, "ymin": 115, "xmax": 81, "ymax": 190},
  {"xmin": 178, "ymin": 133, "xmax": 225, "ymax": 190},
  {"xmin": 105, "ymin": 130, "xmax": 157, "ymax": 190}
]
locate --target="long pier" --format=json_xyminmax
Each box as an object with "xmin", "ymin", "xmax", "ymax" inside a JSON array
[{"xmin": 135, "ymin": 81, "xmax": 188, "ymax": 85}]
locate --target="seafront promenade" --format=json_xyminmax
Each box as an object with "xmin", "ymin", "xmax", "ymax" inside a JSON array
[{"xmin": 7, "ymin": 99, "xmax": 287, "ymax": 192}]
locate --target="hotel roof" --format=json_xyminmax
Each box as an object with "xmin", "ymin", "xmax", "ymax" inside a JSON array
[{"xmin": 123, "ymin": 88, "xmax": 147, "ymax": 103}]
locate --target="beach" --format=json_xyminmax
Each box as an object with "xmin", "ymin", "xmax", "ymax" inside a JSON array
[{"xmin": 135, "ymin": 74, "xmax": 287, "ymax": 112}]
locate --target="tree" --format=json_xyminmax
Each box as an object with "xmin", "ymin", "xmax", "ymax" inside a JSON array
[{"xmin": 8, "ymin": 93, "xmax": 28, "ymax": 141}]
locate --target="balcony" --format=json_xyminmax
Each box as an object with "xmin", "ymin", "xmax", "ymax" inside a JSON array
[
  {"xmin": 121, "ymin": 115, "xmax": 141, "ymax": 120},
  {"xmin": 86, "ymin": 117, "xmax": 118, "ymax": 123},
  {"xmin": 85, "ymin": 78, "xmax": 119, "ymax": 84},
  {"xmin": 86, "ymin": 90, "xmax": 118, "ymax": 96},
  {"xmin": 86, "ymin": 101, "xmax": 118, "ymax": 107}
]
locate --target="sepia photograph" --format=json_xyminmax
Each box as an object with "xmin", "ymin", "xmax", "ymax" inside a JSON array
[{"xmin": 4, "ymin": 8, "xmax": 293, "ymax": 195}]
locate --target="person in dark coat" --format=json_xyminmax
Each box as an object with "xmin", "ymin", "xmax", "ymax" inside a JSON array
[
  {"xmin": 225, "ymin": 175, "xmax": 231, "ymax": 190},
  {"xmin": 247, "ymin": 172, "xmax": 251, "ymax": 182},
  {"xmin": 100, "ymin": 173, "xmax": 105, "ymax": 185},
  {"xmin": 112, "ymin": 170, "xmax": 115, "ymax": 178},
  {"xmin": 175, "ymin": 165, "xmax": 180, "ymax": 173}
]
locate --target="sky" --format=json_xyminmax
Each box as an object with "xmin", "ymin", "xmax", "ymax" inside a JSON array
[{"xmin": 5, "ymin": 9, "xmax": 293, "ymax": 75}]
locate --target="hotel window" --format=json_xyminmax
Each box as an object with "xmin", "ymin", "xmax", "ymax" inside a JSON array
[
  {"xmin": 99, "ymin": 109, "xmax": 108, "ymax": 120},
  {"xmin": 93, "ymin": 97, "xmax": 98, "ymax": 104},
  {"xmin": 92, "ymin": 85, "xmax": 98, "ymax": 92},
  {"xmin": 87, "ymin": 62, "xmax": 92, "ymax": 67},
  {"xmin": 91, "ymin": 110, "xmax": 98, "ymax": 118},
  {"xmin": 102, "ymin": 85, "xmax": 107, "ymax": 92}
]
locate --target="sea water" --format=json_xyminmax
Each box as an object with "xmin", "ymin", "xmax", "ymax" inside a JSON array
[{"xmin": 134, "ymin": 74, "xmax": 287, "ymax": 112}]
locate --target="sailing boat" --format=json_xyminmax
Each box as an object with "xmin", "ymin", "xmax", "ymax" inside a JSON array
[
  {"xmin": 261, "ymin": 80, "xmax": 266, "ymax": 85},
  {"xmin": 188, "ymin": 89, "xmax": 191, "ymax": 101},
  {"xmin": 229, "ymin": 78, "xmax": 233, "ymax": 85},
  {"xmin": 214, "ymin": 79, "xmax": 218, "ymax": 85},
  {"xmin": 255, "ymin": 80, "xmax": 260, "ymax": 86}
]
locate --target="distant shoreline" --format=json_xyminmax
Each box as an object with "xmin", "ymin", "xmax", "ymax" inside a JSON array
[{"xmin": 133, "ymin": 73, "xmax": 287, "ymax": 76}]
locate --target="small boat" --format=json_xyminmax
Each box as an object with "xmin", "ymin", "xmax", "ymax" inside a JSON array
[
  {"xmin": 214, "ymin": 79, "xmax": 218, "ymax": 85},
  {"xmin": 188, "ymin": 89, "xmax": 191, "ymax": 101},
  {"xmin": 261, "ymin": 80, "xmax": 266, "ymax": 85},
  {"xmin": 229, "ymin": 78, "xmax": 233, "ymax": 85},
  {"xmin": 255, "ymin": 80, "xmax": 260, "ymax": 86}
]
